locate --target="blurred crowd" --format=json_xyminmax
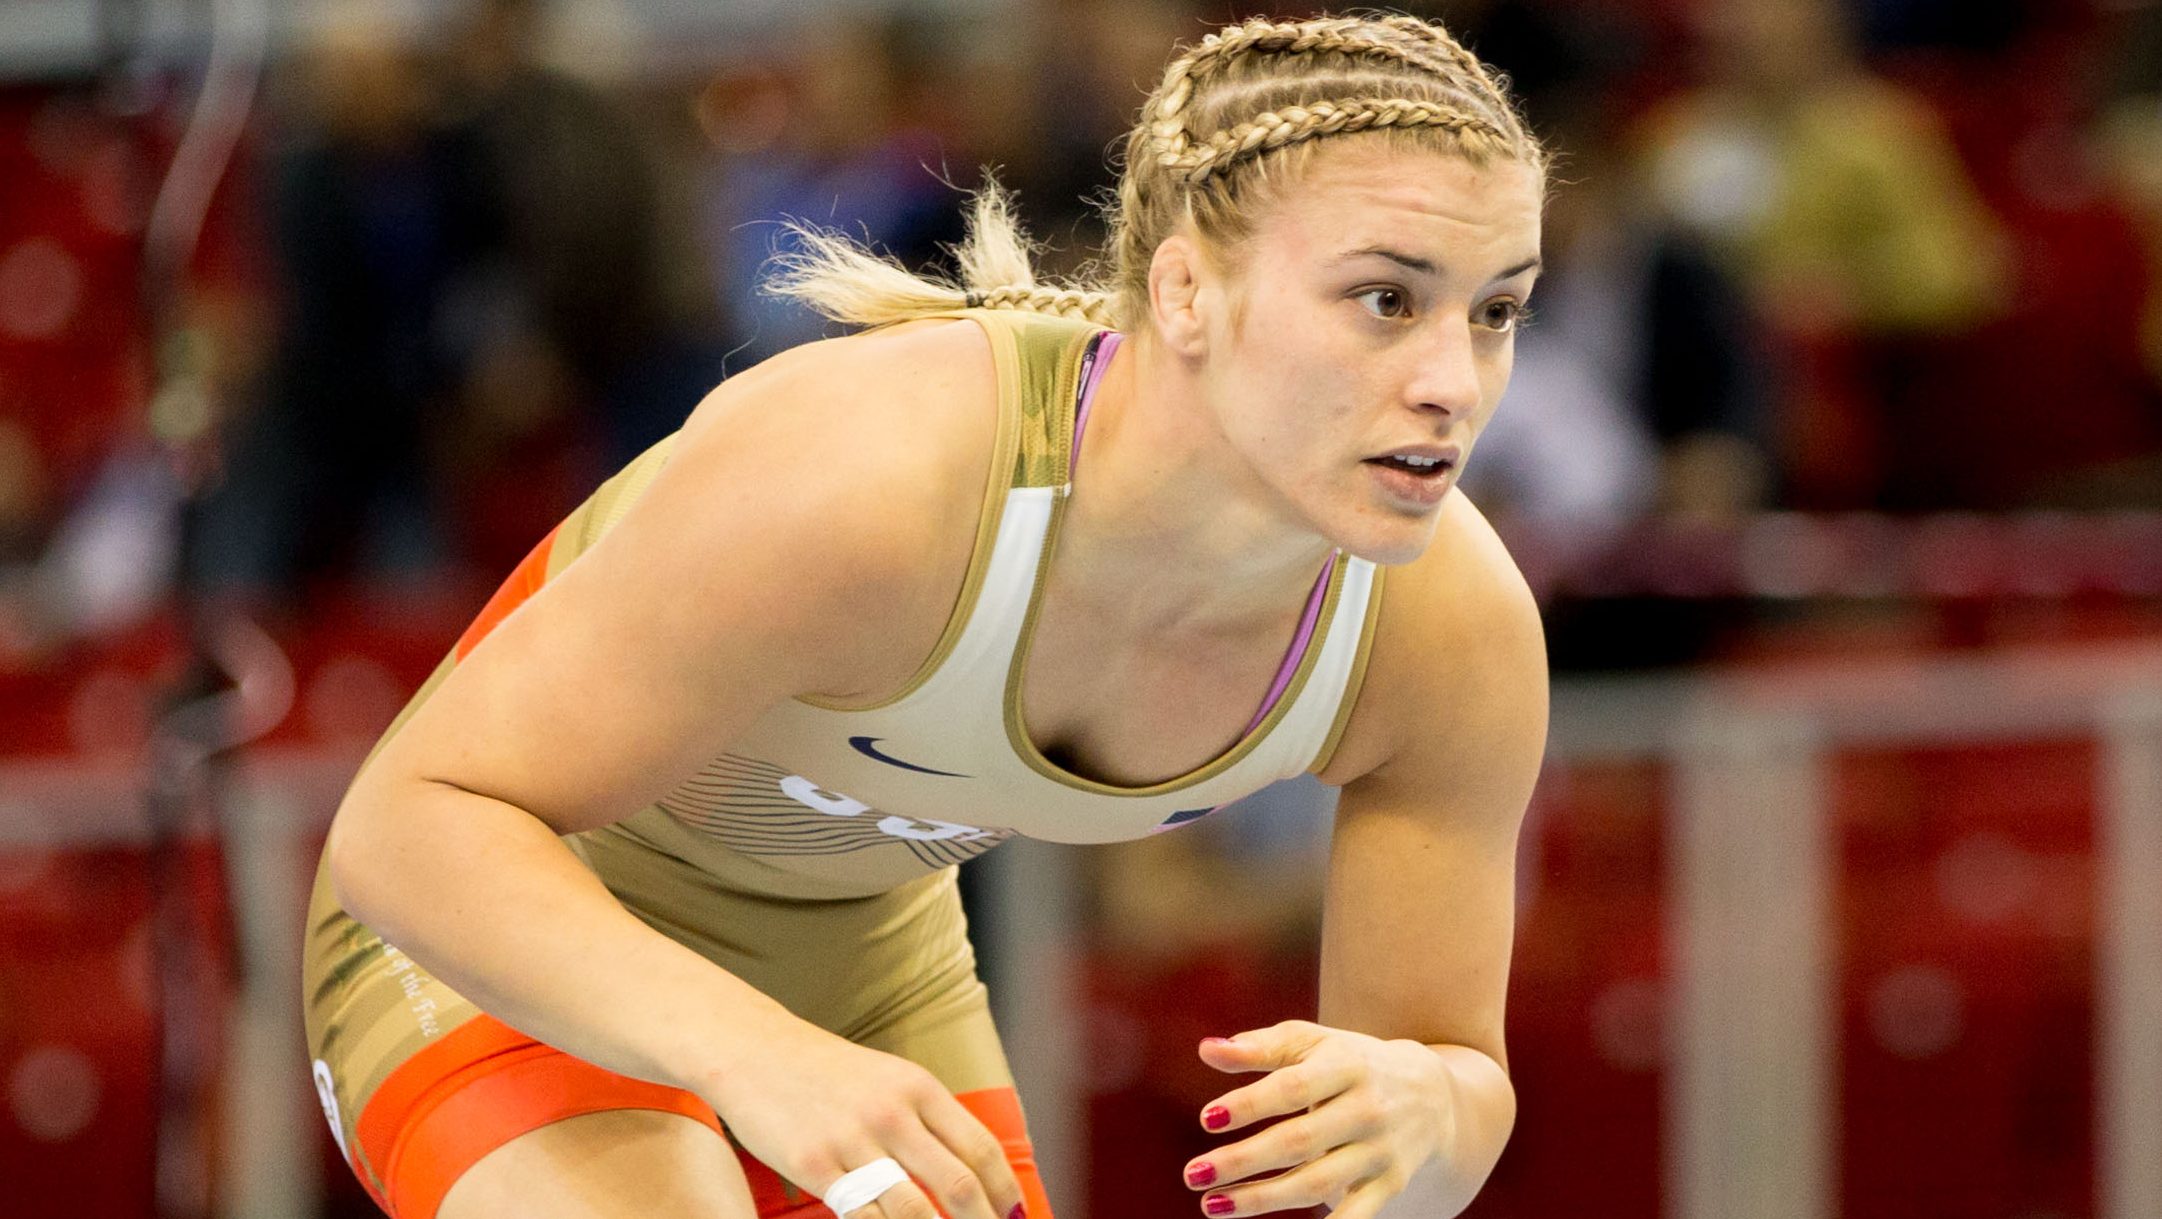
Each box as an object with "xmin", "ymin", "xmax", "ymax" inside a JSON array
[{"xmin": 2, "ymin": 0, "xmax": 2161, "ymax": 660}]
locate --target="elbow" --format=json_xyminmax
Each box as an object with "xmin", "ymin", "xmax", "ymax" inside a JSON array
[
  {"xmin": 324, "ymin": 777, "xmax": 406, "ymax": 935},
  {"xmin": 323, "ymin": 799, "xmax": 377, "ymax": 928}
]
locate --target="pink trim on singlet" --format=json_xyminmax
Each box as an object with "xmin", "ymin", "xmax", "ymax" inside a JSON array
[
  {"xmin": 1067, "ymin": 330, "xmax": 1336, "ymax": 742},
  {"xmin": 1244, "ymin": 553, "xmax": 1337, "ymax": 735},
  {"xmin": 1069, "ymin": 331, "xmax": 1122, "ymax": 479}
]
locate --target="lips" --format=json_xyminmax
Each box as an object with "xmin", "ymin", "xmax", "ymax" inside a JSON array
[
  {"xmin": 1362, "ymin": 444, "xmax": 1461, "ymax": 476},
  {"xmin": 1362, "ymin": 446, "xmax": 1460, "ymax": 506}
]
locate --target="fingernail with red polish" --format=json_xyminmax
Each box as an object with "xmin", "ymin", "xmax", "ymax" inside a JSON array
[
  {"xmin": 1205, "ymin": 1194, "xmax": 1236, "ymax": 1216},
  {"xmin": 1008, "ymin": 1206, "xmax": 1026, "ymax": 1219},
  {"xmin": 1186, "ymin": 1161, "xmax": 1217, "ymax": 1188},
  {"xmin": 1203, "ymin": 1105, "xmax": 1231, "ymax": 1131}
]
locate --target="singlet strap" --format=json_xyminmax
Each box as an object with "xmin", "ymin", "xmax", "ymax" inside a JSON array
[{"xmin": 1244, "ymin": 553, "xmax": 1340, "ymax": 736}]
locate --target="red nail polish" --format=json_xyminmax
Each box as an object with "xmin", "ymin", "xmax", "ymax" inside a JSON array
[
  {"xmin": 1008, "ymin": 1206, "xmax": 1026, "ymax": 1219},
  {"xmin": 1205, "ymin": 1194, "xmax": 1236, "ymax": 1216},
  {"xmin": 1186, "ymin": 1161, "xmax": 1217, "ymax": 1187},
  {"xmin": 1203, "ymin": 1105, "xmax": 1231, "ymax": 1131}
]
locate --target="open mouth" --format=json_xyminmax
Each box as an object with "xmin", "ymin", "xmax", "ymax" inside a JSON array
[{"xmin": 1363, "ymin": 453, "xmax": 1455, "ymax": 477}]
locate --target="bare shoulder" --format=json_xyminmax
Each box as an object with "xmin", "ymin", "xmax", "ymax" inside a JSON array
[
  {"xmin": 656, "ymin": 317, "xmax": 1001, "ymax": 693},
  {"xmin": 683, "ymin": 317, "xmax": 995, "ymax": 457},
  {"xmin": 1316, "ymin": 491, "xmax": 1548, "ymax": 789},
  {"xmin": 676, "ymin": 317, "xmax": 997, "ymax": 559}
]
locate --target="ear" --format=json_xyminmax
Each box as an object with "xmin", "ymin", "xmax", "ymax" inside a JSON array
[{"xmin": 1146, "ymin": 234, "xmax": 1211, "ymax": 359}]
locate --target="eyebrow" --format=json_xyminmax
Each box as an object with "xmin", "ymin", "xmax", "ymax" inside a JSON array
[{"xmin": 1335, "ymin": 246, "xmax": 1543, "ymax": 283}]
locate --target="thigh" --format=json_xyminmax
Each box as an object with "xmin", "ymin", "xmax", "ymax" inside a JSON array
[
  {"xmin": 438, "ymin": 1109, "xmax": 756, "ymax": 1219},
  {"xmin": 304, "ymin": 861, "xmax": 753, "ymax": 1219}
]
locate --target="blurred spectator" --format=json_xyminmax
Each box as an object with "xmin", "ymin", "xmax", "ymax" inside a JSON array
[
  {"xmin": 697, "ymin": 18, "xmax": 964, "ymax": 369},
  {"xmin": 446, "ymin": 0, "xmax": 727, "ymax": 472},
  {"xmin": 1019, "ymin": 0, "xmax": 1207, "ymax": 279},
  {"xmin": 193, "ymin": 0, "xmax": 726, "ymax": 600},
  {"xmin": 1637, "ymin": 0, "xmax": 2009, "ymax": 507},
  {"xmin": 190, "ymin": 3, "xmax": 495, "ymax": 595}
]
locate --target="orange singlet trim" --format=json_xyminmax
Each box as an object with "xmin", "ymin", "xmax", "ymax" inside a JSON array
[
  {"xmin": 453, "ymin": 526, "xmax": 560, "ymax": 661},
  {"xmin": 351, "ymin": 1014, "xmax": 1051, "ymax": 1219}
]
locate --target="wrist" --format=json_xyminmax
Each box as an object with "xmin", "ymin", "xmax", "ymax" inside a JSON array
[
  {"xmin": 671, "ymin": 991, "xmax": 809, "ymax": 1116},
  {"xmin": 1426, "ymin": 1043, "xmax": 1514, "ymax": 1175},
  {"xmin": 1370, "ymin": 1044, "xmax": 1515, "ymax": 1219}
]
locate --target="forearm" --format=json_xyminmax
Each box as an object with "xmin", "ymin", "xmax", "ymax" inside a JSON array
[
  {"xmin": 1376, "ymin": 1044, "xmax": 1516, "ymax": 1219},
  {"xmin": 327, "ymin": 777, "xmax": 799, "ymax": 1100}
]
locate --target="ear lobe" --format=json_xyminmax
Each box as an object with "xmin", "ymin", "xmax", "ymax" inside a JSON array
[{"xmin": 1146, "ymin": 236, "xmax": 1209, "ymax": 358}]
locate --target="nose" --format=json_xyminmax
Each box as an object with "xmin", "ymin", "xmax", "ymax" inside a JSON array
[{"xmin": 1407, "ymin": 322, "xmax": 1484, "ymax": 419}]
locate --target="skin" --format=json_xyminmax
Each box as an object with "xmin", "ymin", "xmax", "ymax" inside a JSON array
[{"xmin": 329, "ymin": 139, "xmax": 1548, "ymax": 1219}]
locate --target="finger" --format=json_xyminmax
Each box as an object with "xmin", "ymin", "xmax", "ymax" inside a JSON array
[
  {"xmin": 885, "ymin": 1116, "xmax": 1005, "ymax": 1219},
  {"xmin": 1192, "ymin": 1142, "xmax": 1383, "ymax": 1218},
  {"xmin": 853, "ymin": 1179, "xmax": 943, "ymax": 1219},
  {"xmin": 1321, "ymin": 1178, "xmax": 1397, "ymax": 1219},
  {"xmin": 1201, "ymin": 1056, "xmax": 1360, "ymax": 1132},
  {"xmin": 1185, "ymin": 1100, "xmax": 1371, "ymax": 1190},
  {"xmin": 1201, "ymin": 1021, "xmax": 1329, "ymax": 1071},
  {"xmin": 918, "ymin": 1091, "xmax": 1027, "ymax": 1219}
]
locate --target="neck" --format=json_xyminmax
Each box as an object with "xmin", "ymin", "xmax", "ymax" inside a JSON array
[{"xmin": 1055, "ymin": 329, "xmax": 1335, "ymax": 635}]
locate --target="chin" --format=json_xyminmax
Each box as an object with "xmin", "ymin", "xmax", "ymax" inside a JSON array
[{"xmin": 1324, "ymin": 508, "xmax": 1443, "ymax": 567}]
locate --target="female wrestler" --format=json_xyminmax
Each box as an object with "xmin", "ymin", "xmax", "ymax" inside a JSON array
[{"xmin": 307, "ymin": 13, "xmax": 1548, "ymax": 1219}]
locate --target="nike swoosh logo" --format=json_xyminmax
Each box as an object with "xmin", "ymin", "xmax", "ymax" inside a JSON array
[
  {"xmin": 847, "ymin": 736, "xmax": 970, "ymax": 778},
  {"xmin": 1158, "ymin": 806, "xmax": 1217, "ymax": 828}
]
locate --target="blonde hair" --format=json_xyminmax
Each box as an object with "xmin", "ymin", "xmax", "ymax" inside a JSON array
[{"xmin": 765, "ymin": 12, "xmax": 1545, "ymax": 332}]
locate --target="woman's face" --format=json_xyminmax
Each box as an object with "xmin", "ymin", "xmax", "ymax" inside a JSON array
[{"xmin": 1186, "ymin": 142, "xmax": 1544, "ymax": 565}]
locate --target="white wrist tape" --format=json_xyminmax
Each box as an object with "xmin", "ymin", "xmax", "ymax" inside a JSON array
[{"xmin": 822, "ymin": 1157, "xmax": 910, "ymax": 1216}]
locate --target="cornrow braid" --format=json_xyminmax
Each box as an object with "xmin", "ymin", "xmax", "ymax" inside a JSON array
[
  {"xmin": 1147, "ymin": 16, "xmax": 1472, "ymax": 165},
  {"xmin": 1369, "ymin": 15, "xmax": 1514, "ymax": 113},
  {"xmin": 1163, "ymin": 96, "xmax": 1513, "ymax": 184},
  {"xmin": 1102, "ymin": 11, "xmax": 1546, "ymax": 325}
]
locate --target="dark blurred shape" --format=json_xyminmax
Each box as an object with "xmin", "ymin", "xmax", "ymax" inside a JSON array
[
  {"xmin": 192, "ymin": 0, "xmax": 725, "ymax": 600},
  {"xmin": 698, "ymin": 16, "xmax": 965, "ymax": 370},
  {"xmin": 1015, "ymin": 0, "xmax": 1208, "ymax": 278},
  {"xmin": 190, "ymin": 5, "xmax": 492, "ymax": 595},
  {"xmin": 1851, "ymin": 0, "xmax": 2034, "ymax": 54},
  {"xmin": 448, "ymin": 0, "xmax": 727, "ymax": 471},
  {"xmin": 2105, "ymin": 3, "xmax": 2162, "ymax": 413}
]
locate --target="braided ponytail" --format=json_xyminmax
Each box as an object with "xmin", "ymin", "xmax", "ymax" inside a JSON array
[
  {"xmin": 765, "ymin": 11, "xmax": 1541, "ymax": 333},
  {"xmin": 763, "ymin": 180, "xmax": 1116, "ymax": 329}
]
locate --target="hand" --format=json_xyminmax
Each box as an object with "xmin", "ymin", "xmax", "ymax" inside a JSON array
[
  {"xmin": 699, "ymin": 1015, "xmax": 1027, "ymax": 1219},
  {"xmin": 1182, "ymin": 1020, "xmax": 1453, "ymax": 1218}
]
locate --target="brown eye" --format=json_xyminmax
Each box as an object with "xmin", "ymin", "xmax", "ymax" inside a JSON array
[
  {"xmin": 1355, "ymin": 287, "xmax": 1411, "ymax": 319},
  {"xmin": 1479, "ymin": 299, "xmax": 1524, "ymax": 332}
]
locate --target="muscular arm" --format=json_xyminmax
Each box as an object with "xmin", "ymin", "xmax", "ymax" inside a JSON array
[
  {"xmin": 326, "ymin": 320, "xmax": 997, "ymax": 1103},
  {"xmin": 1318, "ymin": 495, "xmax": 1549, "ymax": 1215}
]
